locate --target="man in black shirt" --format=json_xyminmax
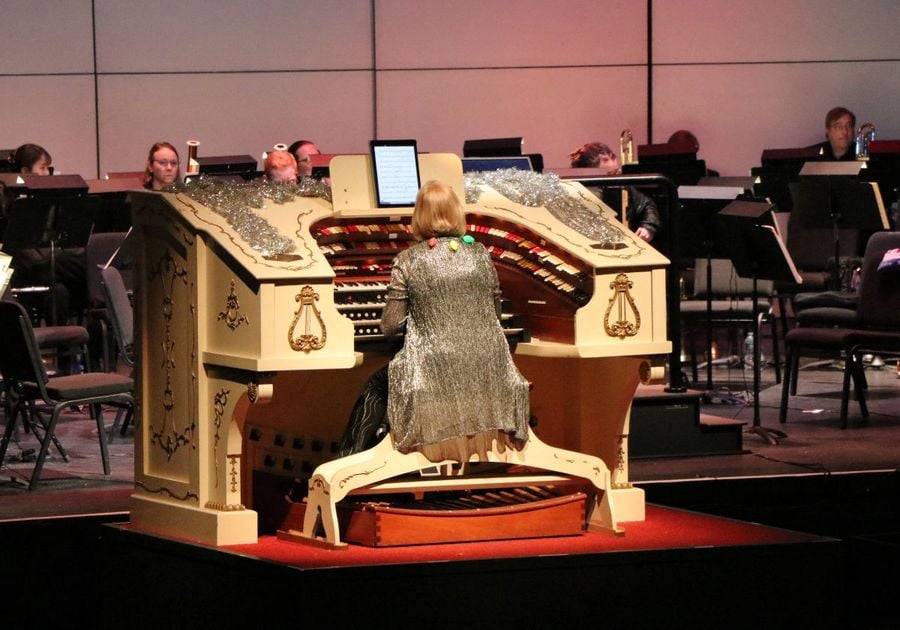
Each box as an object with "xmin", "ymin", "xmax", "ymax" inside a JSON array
[{"xmin": 812, "ymin": 106, "xmax": 857, "ymax": 161}]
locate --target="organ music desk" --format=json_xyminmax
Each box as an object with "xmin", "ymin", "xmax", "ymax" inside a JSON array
[{"xmin": 127, "ymin": 154, "xmax": 671, "ymax": 546}]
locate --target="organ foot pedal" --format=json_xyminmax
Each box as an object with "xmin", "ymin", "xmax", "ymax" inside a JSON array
[{"xmin": 278, "ymin": 427, "xmax": 622, "ymax": 548}]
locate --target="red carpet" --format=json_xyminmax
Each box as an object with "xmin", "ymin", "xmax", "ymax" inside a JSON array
[{"xmin": 221, "ymin": 504, "xmax": 823, "ymax": 569}]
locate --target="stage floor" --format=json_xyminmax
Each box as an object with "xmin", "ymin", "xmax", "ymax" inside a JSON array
[
  {"xmin": 2, "ymin": 359, "xmax": 897, "ymax": 627},
  {"xmin": 1, "ymin": 357, "xmax": 898, "ymax": 522}
]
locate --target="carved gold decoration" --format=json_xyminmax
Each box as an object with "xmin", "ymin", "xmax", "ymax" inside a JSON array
[
  {"xmin": 616, "ymin": 434, "xmax": 628, "ymax": 476},
  {"xmin": 217, "ymin": 280, "xmax": 249, "ymax": 331},
  {"xmin": 212, "ymin": 389, "xmax": 230, "ymax": 487},
  {"xmin": 228, "ymin": 454, "xmax": 240, "ymax": 494},
  {"xmin": 288, "ymin": 285, "xmax": 327, "ymax": 353},
  {"xmin": 247, "ymin": 381, "xmax": 259, "ymax": 404},
  {"xmin": 604, "ymin": 273, "xmax": 641, "ymax": 339},
  {"xmin": 149, "ymin": 254, "xmax": 196, "ymax": 460}
]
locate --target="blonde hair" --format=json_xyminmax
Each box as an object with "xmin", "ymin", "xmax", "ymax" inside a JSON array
[{"xmin": 411, "ymin": 180, "xmax": 467, "ymax": 240}]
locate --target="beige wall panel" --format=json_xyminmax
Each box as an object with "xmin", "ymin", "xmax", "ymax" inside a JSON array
[
  {"xmin": 94, "ymin": 0, "xmax": 372, "ymax": 72},
  {"xmin": 653, "ymin": 61, "xmax": 900, "ymax": 178},
  {"xmin": 0, "ymin": 76, "xmax": 97, "ymax": 177},
  {"xmin": 97, "ymin": 72, "xmax": 374, "ymax": 176},
  {"xmin": 376, "ymin": 67, "xmax": 647, "ymax": 171},
  {"xmin": 0, "ymin": 1, "xmax": 94, "ymax": 74},
  {"xmin": 376, "ymin": 0, "xmax": 645, "ymax": 67},
  {"xmin": 654, "ymin": 0, "xmax": 900, "ymax": 63}
]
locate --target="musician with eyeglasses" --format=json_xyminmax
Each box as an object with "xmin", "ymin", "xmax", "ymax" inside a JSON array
[
  {"xmin": 143, "ymin": 142, "xmax": 181, "ymax": 190},
  {"xmin": 287, "ymin": 139, "xmax": 320, "ymax": 177},
  {"xmin": 811, "ymin": 106, "xmax": 858, "ymax": 161}
]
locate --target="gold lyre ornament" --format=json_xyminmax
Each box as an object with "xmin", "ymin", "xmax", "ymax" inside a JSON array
[
  {"xmin": 288, "ymin": 285, "xmax": 327, "ymax": 353},
  {"xmin": 604, "ymin": 273, "xmax": 641, "ymax": 339}
]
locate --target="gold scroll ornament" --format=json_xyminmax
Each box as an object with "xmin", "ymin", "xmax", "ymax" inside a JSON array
[{"xmin": 218, "ymin": 280, "xmax": 249, "ymax": 331}]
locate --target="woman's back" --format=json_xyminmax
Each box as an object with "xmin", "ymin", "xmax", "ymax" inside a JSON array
[{"xmin": 386, "ymin": 237, "xmax": 530, "ymax": 452}]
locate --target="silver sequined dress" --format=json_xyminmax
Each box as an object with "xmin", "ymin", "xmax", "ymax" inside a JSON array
[{"xmin": 382, "ymin": 236, "xmax": 530, "ymax": 451}]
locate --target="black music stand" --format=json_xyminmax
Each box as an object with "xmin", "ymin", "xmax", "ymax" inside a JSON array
[
  {"xmin": 1, "ymin": 195, "xmax": 95, "ymax": 324},
  {"xmin": 718, "ymin": 201, "xmax": 801, "ymax": 445},
  {"xmin": 791, "ymin": 166, "xmax": 888, "ymax": 289},
  {"xmin": 677, "ymin": 186, "xmax": 746, "ymax": 392}
]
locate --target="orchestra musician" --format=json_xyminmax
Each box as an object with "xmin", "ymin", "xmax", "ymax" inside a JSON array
[
  {"xmin": 13, "ymin": 143, "xmax": 53, "ymax": 175},
  {"xmin": 667, "ymin": 129, "xmax": 720, "ymax": 177},
  {"xmin": 811, "ymin": 106, "xmax": 857, "ymax": 161},
  {"xmin": 143, "ymin": 142, "xmax": 181, "ymax": 190},
  {"xmin": 3, "ymin": 143, "xmax": 86, "ymax": 327},
  {"xmin": 568, "ymin": 142, "xmax": 661, "ymax": 242},
  {"xmin": 287, "ymin": 140, "xmax": 320, "ymax": 177},
  {"xmin": 263, "ymin": 149, "xmax": 298, "ymax": 183}
]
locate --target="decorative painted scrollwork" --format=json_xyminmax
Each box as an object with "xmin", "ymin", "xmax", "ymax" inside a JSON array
[
  {"xmin": 604, "ymin": 273, "xmax": 641, "ymax": 339},
  {"xmin": 288, "ymin": 285, "xmax": 327, "ymax": 353},
  {"xmin": 228, "ymin": 454, "xmax": 240, "ymax": 494},
  {"xmin": 212, "ymin": 389, "xmax": 229, "ymax": 486},
  {"xmin": 149, "ymin": 254, "xmax": 196, "ymax": 460},
  {"xmin": 217, "ymin": 280, "xmax": 249, "ymax": 331}
]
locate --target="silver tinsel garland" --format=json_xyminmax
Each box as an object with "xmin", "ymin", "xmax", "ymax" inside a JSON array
[
  {"xmin": 174, "ymin": 176, "xmax": 332, "ymax": 257},
  {"xmin": 172, "ymin": 169, "xmax": 622, "ymax": 256},
  {"xmin": 464, "ymin": 169, "xmax": 625, "ymax": 247}
]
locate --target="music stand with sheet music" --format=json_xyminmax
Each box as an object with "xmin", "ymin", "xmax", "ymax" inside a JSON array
[
  {"xmin": 791, "ymin": 162, "xmax": 889, "ymax": 288},
  {"xmin": 718, "ymin": 200, "xmax": 802, "ymax": 444},
  {"xmin": 1, "ymin": 191, "xmax": 95, "ymax": 324}
]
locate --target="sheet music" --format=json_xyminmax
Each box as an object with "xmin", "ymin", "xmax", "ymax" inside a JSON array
[{"xmin": 373, "ymin": 145, "xmax": 420, "ymax": 206}]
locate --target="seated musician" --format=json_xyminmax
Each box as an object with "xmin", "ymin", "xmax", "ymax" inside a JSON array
[
  {"xmin": 263, "ymin": 149, "xmax": 298, "ymax": 183},
  {"xmin": 14, "ymin": 143, "xmax": 53, "ymax": 175},
  {"xmin": 568, "ymin": 142, "xmax": 661, "ymax": 242},
  {"xmin": 810, "ymin": 106, "xmax": 857, "ymax": 161},
  {"xmin": 287, "ymin": 140, "xmax": 320, "ymax": 178},
  {"xmin": 667, "ymin": 129, "xmax": 720, "ymax": 177},
  {"xmin": 338, "ymin": 180, "xmax": 530, "ymax": 461},
  {"xmin": 3, "ymin": 143, "xmax": 86, "ymax": 326},
  {"xmin": 143, "ymin": 142, "xmax": 181, "ymax": 190}
]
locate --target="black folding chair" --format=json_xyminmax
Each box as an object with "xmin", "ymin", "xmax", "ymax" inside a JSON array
[{"xmin": 0, "ymin": 299, "xmax": 134, "ymax": 489}]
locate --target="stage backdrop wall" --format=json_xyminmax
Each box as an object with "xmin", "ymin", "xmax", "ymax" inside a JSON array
[{"xmin": 1, "ymin": 0, "xmax": 898, "ymax": 179}]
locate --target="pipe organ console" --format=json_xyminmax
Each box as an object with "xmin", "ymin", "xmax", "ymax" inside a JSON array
[{"xmin": 127, "ymin": 153, "xmax": 670, "ymax": 545}]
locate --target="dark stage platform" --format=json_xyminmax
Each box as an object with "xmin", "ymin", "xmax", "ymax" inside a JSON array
[
  {"xmin": 1, "ymin": 359, "xmax": 898, "ymax": 627},
  {"xmin": 100, "ymin": 506, "xmax": 841, "ymax": 628}
]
